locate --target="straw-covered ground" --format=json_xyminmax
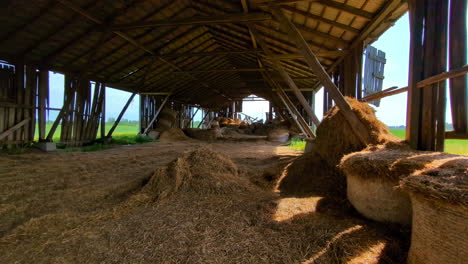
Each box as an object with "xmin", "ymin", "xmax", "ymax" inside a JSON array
[{"xmin": 0, "ymin": 140, "xmax": 409, "ymax": 263}]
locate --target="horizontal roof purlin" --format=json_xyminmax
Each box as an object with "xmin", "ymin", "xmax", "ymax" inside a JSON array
[{"xmin": 0, "ymin": 0, "xmax": 407, "ymax": 106}]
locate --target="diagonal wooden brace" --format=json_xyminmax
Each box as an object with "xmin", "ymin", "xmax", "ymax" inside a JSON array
[{"xmin": 269, "ymin": 4, "xmax": 371, "ymax": 145}]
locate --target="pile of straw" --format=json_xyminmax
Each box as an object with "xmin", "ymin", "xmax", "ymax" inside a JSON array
[
  {"xmin": 184, "ymin": 128, "xmax": 222, "ymax": 141},
  {"xmin": 316, "ymin": 97, "xmax": 398, "ymax": 167},
  {"xmin": 158, "ymin": 128, "xmax": 190, "ymax": 142},
  {"xmin": 267, "ymin": 128, "xmax": 289, "ymax": 143}
]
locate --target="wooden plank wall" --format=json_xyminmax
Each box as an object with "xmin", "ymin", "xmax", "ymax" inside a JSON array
[
  {"xmin": 0, "ymin": 63, "xmax": 39, "ymax": 147},
  {"xmin": 406, "ymin": 0, "xmax": 449, "ymax": 151},
  {"xmin": 140, "ymin": 95, "xmax": 166, "ymax": 133},
  {"xmin": 449, "ymin": 0, "xmax": 467, "ymax": 134},
  {"xmin": 59, "ymin": 76, "xmax": 105, "ymax": 146}
]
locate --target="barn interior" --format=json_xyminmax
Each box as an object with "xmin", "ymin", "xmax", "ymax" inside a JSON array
[{"xmin": 0, "ymin": 0, "xmax": 467, "ymax": 263}]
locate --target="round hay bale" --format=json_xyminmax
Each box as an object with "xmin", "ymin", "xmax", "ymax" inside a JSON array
[
  {"xmin": 404, "ymin": 194, "xmax": 467, "ymax": 264},
  {"xmin": 147, "ymin": 130, "xmax": 160, "ymax": 140},
  {"xmin": 346, "ymin": 175, "xmax": 412, "ymax": 225},
  {"xmin": 400, "ymin": 157, "xmax": 468, "ymax": 264},
  {"xmin": 339, "ymin": 143, "xmax": 423, "ymax": 225},
  {"xmin": 267, "ymin": 129, "xmax": 289, "ymax": 143}
]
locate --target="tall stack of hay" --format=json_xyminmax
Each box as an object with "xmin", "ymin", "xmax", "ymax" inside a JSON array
[{"xmin": 280, "ymin": 97, "xmax": 399, "ymax": 196}]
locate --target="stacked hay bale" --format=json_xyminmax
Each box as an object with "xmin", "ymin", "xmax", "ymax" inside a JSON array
[
  {"xmin": 297, "ymin": 98, "xmax": 398, "ymax": 192},
  {"xmin": 340, "ymin": 143, "xmax": 416, "ymax": 225},
  {"xmin": 400, "ymin": 157, "xmax": 468, "ymax": 264},
  {"xmin": 155, "ymin": 108, "xmax": 177, "ymax": 132},
  {"xmin": 316, "ymin": 97, "xmax": 398, "ymax": 167}
]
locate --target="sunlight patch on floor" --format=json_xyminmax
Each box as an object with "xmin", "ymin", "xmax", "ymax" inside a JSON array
[
  {"xmin": 346, "ymin": 241, "xmax": 386, "ymax": 264},
  {"xmin": 302, "ymin": 225, "xmax": 363, "ymax": 264},
  {"xmin": 273, "ymin": 196, "xmax": 323, "ymax": 222}
]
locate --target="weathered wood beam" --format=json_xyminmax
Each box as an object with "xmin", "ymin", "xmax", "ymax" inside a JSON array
[
  {"xmin": 327, "ymin": 0, "xmax": 402, "ymax": 73},
  {"xmin": 445, "ymin": 131, "xmax": 468, "ymax": 139},
  {"xmin": 362, "ymin": 65, "xmax": 468, "ymax": 102},
  {"xmin": 280, "ymin": 5, "xmax": 359, "ymax": 33},
  {"xmin": 174, "ymin": 68, "xmax": 268, "ymax": 73},
  {"xmin": 42, "ymin": 0, "xmax": 148, "ymax": 64},
  {"xmin": 38, "ymin": 69, "xmax": 48, "ymax": 141},
  {"xmin": 449, "ymin": 0, "xmax": 467, "ymax": 133},
  {"xmin": 0, "ymin": 118, "xmax": 31, "ymax": 141},
  {"xmin": 0, "ymin": 0, "xmax": 57, "ymax": 44},
  {"xmin": 111, "ymin": 13, "xmax": 272, "ymax": 30},
  {"xmin": 269, "ymin": 4, "xmax": 371, "ymax": 144},
  {"xmin": 141, "ymin": 94, "xmax": 170, "ymax": 135},
  {"xmin": 253, "ymin": 0, "xmax": 373, "ymax": 19},
  {"xmin": 159, "ymin": 49, "xmax": 261, "ymax": 58},
  {"xmin": 106, "ymin": 93, "xmax": 137, "ymax": 138},
  {"xmin": 252, "ymin": 27, "xmax": 320, "ymax": 127}
]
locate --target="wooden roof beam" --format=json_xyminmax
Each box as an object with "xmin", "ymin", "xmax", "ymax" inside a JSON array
[
  {"xmin": 280, "ymin": 5, "xmax": 359, "ymax": 33},
  {"xmin": 42, "ymin": 0, "xmax": 150, "ymax": 64},
  {"xmin": 253, "ymin": 1, "xmax": 373, "ymax": 20},
  {"xmin": 174, "ymin": 68, "xmax": 268, "ymax": 74},
  {"xmin": 110, "ymin": 13, "xmax": 272, "ymax": 30},
  {"xmin": 327, "ymin": 0, "xmax": 402, "ymax": 72}
]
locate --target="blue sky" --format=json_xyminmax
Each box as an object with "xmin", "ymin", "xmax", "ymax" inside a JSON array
[{"xmin": 48, "ymin": 12, "xmax": 465, "ymax": 126}]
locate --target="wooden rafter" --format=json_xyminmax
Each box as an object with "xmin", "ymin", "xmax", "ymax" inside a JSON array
[{"xmin": 111, "ymin": 13, "xmax": 272, "ymax": 30}]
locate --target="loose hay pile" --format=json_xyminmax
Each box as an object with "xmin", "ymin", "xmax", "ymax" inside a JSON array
[
  {"xmin": 316, "ymin": 97, "xmax": 399, "ymax": 167},
  {"xmin": 158, "ymin": 128, "xmax": 190, "ymax": 142},
  {"xmin": 0, "ymin": 145, "xmax": 409, "ymax": 263},
  {"xmin": 400, "ymin": 157, "xmax": 468, "ymax": 264},
  {"xmin": 184, "ymin": 128, "xmax": 222, "ymax": 140},
  {"xmin": 283, "ymin": 98, "xmax": 400, "ymax": 197}
]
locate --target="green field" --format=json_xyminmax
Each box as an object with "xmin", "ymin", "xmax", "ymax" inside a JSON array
[
  {"xmin": 35, "ymin": 123, "xmax": 139, "ymax": 142},
  {"xmin": 289, "ymin": 129, "xmax": 467, "ymax": 155},
  {"xmin": 389, "ymin": 129, "xmax": 468, "ymax": 155}
]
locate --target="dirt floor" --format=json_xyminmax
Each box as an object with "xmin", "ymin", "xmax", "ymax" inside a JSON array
[{"xmin": 0, "ymin": 139, "xmax": 409, "ymax": 263}]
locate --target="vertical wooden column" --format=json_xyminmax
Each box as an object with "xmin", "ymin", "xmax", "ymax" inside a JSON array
[
  {"xmin": 100, "ymin": 85, "xmax": 106, "ymax": 138},
  {"xmin": 38, "ymin": 69, "xmax": 48, "ymax": 141},
  {"xmin": 12, "ymin": 62, "xmax": 24, "ymax": 144},
  {"xmin": 449, "ymin": 0, "xmax": 467, "ymax": 133},
  {"xmin": 406, "ymin": 0, "xmax": 449, "ymax": 151},
  {"xmin": 24, "ymin": 65, "xmax": 37, "ymax": 142}
]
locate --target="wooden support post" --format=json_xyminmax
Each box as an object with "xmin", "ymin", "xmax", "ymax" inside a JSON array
[
  {"xmin": 100, "ymin": 85, "xmax": 106, "ymax": 138},
  {"xmin": 269, "ymin": 4, "xmax": 371, "ymax": 144},
  {"xmin": 449, "ymin": 0, "xmax": 467, "ymax": 133},
  {"xmin": 406, "ymin": 0, "xmax": 449, "ymax": 151},
  {"xmin": 262, "ymin": 70, "xmax": 315, "ymax": 137},
  {"xmin": 38, "ymin": 69, "xmax": 48, "ymax": 141},
  {"xmin": 107, "ymin": 93, "xmax": 136, "ymax": 138},
  {"xmin": 142, "ymin": 94, "xmax": 170, "ymax": 135}
]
